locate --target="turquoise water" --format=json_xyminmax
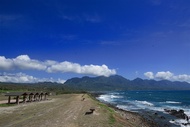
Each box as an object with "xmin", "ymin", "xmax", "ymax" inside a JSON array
[{"xmin": 98, "ymin": 90, "xmax": 190, "ymax": 127}]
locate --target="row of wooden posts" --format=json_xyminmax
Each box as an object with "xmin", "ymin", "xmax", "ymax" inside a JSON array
[{"xmin": 5, "ymin": 92, "xmax": 49, "ymax": 105}]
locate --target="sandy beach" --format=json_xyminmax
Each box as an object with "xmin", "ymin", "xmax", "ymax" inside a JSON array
[{"xmin": 0, "ymin": 94, "xmax": 157, "ymax": 127}]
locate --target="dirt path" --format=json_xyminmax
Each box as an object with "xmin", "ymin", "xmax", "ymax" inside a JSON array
[{"xmin": 0, "ymin": 94, "xmax": 153, "ymax": 127}]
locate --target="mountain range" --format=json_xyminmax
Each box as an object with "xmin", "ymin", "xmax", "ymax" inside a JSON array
[{"xmin": 64, "ymin": 75, "xmax": 190, "ymax": 91}]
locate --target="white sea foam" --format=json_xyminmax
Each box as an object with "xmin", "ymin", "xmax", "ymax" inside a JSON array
[
  {"xmin": 169, "ymin": 119, "xmax": 190, "ymax": 127},
  {"xmin": 135, "ymin": 100, "xmax": 154, "ymax": 106},
  {"xmin": 149, "ymin": 106, "xmax": 164, "ymax": 112},
  {"xmin": 116, "ymin": 104, "xmax": 140, "ymax": 112},
  {"xmin": 98, "ymin": 95, "xmax": 112, "ymax": 102},
  {"xmin": 166, "ymin": 101, "xmax": 181, "ymax": 104},
  {"xmin": 98, "ymin": 94, "xmax": 123, "ymax": 102},
  {"xmin": 110, "ymin": 95, "xmax": 123, "ymax": 99}
]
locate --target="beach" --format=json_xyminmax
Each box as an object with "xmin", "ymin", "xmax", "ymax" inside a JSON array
[{"xmin": 0, "ymin": 93, "xmax": 157, "ymax": 127}]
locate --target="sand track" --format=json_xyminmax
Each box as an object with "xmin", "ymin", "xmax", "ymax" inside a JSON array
[{"xmin": 0, "ymin": 94, "xmax": 153, "ymax": 127}]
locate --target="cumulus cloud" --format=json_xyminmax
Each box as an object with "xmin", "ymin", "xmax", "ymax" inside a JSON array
[
  {"xmin": 173, "ymin": 74, "xmax": 190, "ymax": 83},
  {"xmin": 13, "ymin": 55, "xmax": 47, "ymax": 70},
  {"xmin": 0, "ymin": 72, "xmax": 66, "ymax": 84},
  {"xmin": 155, "ymin": 71, "xmax": 174, "ymax": 80},
  {"xmin": 144, "ymin": 72, "xmax": 154, "ymax": 79},
  {"xmin": 0, "ymin": 56, "xmax": 14, "ymax": 70},
  {"xmin": 47, "ymin": 62, "xmax": 116, "ymax": 77},
  {"xmin": 0, "ymin": 72, "xmax": 38, "ymax": 83},
  {"xmin": 144, "ymin": 71, "xmax": 190, "ymax": 83},
  {"xmin": 0, "ymin": 55, "xmax": 116, "ymax": 77}
]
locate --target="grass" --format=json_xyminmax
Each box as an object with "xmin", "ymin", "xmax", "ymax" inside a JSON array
[
  {"xmin": 98, "ymin": 103, "xmax": 114, "ymax": 113},
  {"xmin": 109, "ymin": 114, "xmax": 116, "ymax": 124},
  {"xmin": 98, "ymin": 102, "xmax": 116, "ymax": 125},
  {"xmin": 0, "ymin": 103, "xmax": 17, "ymax": 107},
  {"xmin": 87, "ymin": 93, "xmax": 116, "ymax": 125}
]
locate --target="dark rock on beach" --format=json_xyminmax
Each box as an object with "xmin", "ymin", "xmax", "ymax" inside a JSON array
[{"xmin": 164, "ymin": 109, "xmax": 189, "ymax": 120}]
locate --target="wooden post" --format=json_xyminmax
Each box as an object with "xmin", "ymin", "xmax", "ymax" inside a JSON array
[
  {"xmin": 40, "ymin": 94, "xmax": 43, "ymax": 101},
  {"xmin": 34, "ymin": 95, "xmax": 36, "ymax": 101},
  {"xmin": 44, "ymin": 94, "xmax": 47, "ymax": 100},
  {"xmin": 8, "ymin": 96, "xmax": 10, "ymax": 104},
  {"xmin": 29, "ymin": 95, "xmax": 31, "ymax": 102},
  {"xmin": 16, "ymin": 96, "xmax": 19, "ymax": 105},
  {"xmin": 23, "ymin": 95, "xmax": 26, "ymax": 103}
]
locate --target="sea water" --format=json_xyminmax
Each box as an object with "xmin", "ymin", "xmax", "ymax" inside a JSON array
[{"xmin": 97, "ymin": 90, "xmax": 190, "ymax": 127}]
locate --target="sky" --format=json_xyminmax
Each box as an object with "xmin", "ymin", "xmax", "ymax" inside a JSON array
[{"xmin": 0, "ymin": 0, "xmax": 190, "ymax": 83}]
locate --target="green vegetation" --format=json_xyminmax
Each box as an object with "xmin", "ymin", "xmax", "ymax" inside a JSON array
[
  {"xmin": 0, "ymin": 103, "xmax": 17, "ymax": 107},
  {"xmin": 1, "ymin": 74, "xmax": 190, "ymax": 96},
  {"xmin": 109, "ymin": 114, "xmax": 116, "ymax": 124},
  {"xmin": 87, "ymin": 94, "xmax": 116, "ymax": 125},
  {"xmin": 98, "ymin": 102, "xmax": 115, "ymax": 124},
  {"xmin": 0, "ymin": 82, "xmax": 84, "ymax": 95},
  {"xmin": 98, "ymin": 103, "xmax": 114, "ymax": 113},
  {"xmin": 64, "ymin": 75, "xmax": 190, "ymax": 91}
]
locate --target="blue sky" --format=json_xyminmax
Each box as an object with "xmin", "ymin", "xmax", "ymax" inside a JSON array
[{"xmin": 0, "ymin": 0, "xmax": 190, "ymax": 83}]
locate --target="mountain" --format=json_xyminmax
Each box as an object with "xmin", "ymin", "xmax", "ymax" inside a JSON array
[
  {"xmin": 63, "ymin": 75, "xmax": 130, "ymax": 91},
  {"xmin": 64, "ymin": 75, "xmax": 190, "ymax": 91}
]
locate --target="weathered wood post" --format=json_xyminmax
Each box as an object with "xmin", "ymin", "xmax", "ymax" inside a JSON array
[
  {"xmin": 34, "ymin": 95, "xmax": 36, "ymax": 101},
  {"xmin": 23, "ymin": 95, "xmax": 27, "ymax": 103},
  {"xmin": 29, "ymin": 95, "xmax": 31, "ymax": 102},
  {"xmin": 16, "ymin": 96, "xmax": 19, "ymax": 105},
  {"xmin": 38, "ymin": 95, "xmax": 40, "ymax": 101},
  {"xmin": 44, "ymin": 94, "xmax": 47, "ymax": 100},
  {"xmin": 8, "ymin": 96, "xmax": 11, "ymax": 104}
]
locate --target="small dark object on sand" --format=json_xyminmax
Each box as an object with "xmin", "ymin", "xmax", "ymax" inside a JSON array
[{"xmin": 85, "ymin": 107, "xmax": 95, "ymax": 115}]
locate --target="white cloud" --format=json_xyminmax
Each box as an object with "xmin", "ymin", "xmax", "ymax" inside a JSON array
[
  {"xmin": 173, "ymin": 74, "xmax": 190, "ymax": 83},
  {"xmin": 0, "ymin": 72, "xmax": 66, "ymax": 84},
  {"xmin": 57, "ymin": 78, "xmax": 66, "ymax": 84},
  {"xmin": 47, "ymin": 62, "xmax": 116, "ymax": 77},
  {"xmin": 47, "ymin": 61, "xmax": 81, "ymax": 73},
  {"xmin": 13, "ymin": 55, "xmax": 46, "ymax": 70},
  {"xmin": 0, "ymin": 55, "xmax": 116, "ymax": 77},
  {"xmin": 144, "ymin": 71, "xmax": 190, "ymax": 83},
  {"xmin": 155, "ymin": 71, "xmax": 174, "ymax": 80},
  {"xmin": 0, "ymin": 72, "xmax": 38, "ymax": 83},
  {"xmin": 81, "ymin": 64, "xmax": 116, "ymax": 77},
  {"xmin": 0, "ymin": 56, "xmax": 14, "ymax": 70},
  {"xmin": 144, "ymin": 72, "xmax": 154, "ymax": 79}
]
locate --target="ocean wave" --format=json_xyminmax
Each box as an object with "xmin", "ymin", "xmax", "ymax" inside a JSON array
[
  {"xmin": 169, "ymin": 119, "xmax": 190, "ymax": 127},
  {"xmin": 166, "ymin": 101, "xmax": 181, "ymax": 104},
  {"xmin": 98, "ymin": 95, "xmax": 112, "ymax": 102},
  {"xmin": 116, "ymin": 104, "xmax": 140, "ymax": 111},
  {"xmin": 135, "ymin": 100, "xmax": 154, "ymax": 106},
  {"xmin": 110, "ymin": 95, "xmax": 123, "ymax": 99}
]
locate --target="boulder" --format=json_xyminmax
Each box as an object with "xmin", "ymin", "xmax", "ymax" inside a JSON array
[{"xmin": 164, "ymin": 109, "xmax": 189, "ymax": 120}]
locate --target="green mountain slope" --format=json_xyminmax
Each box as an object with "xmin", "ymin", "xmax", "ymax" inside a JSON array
[{"xmin": 64, "ymin": 75, "xmax": 190, "ymax": 91}]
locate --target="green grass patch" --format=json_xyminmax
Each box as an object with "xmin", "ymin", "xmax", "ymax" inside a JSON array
[
  {"xmin": 0, "ymin": 103, "xmax": 17, "ymax": 107},
  {"xmin": 87, "ymin": 93, "xmax": 116, "ymax": 124},
  {"xmin": 98, "ymin": 103, "xmax": 114, "ymax": 113},
  {"xmin": 109, "ymin": 114, "xmax": 116, "ymax": 124}
]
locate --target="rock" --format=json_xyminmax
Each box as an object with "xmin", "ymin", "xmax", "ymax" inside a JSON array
[
  {"xmin": 164, "ymin": 109, "xmax": 189, "ymax": 120},
  {"xmin": 182, "ymin": 123, "xmax": 190, "ymax": 126},
  {"xmin": 160, "ymin": 116, "xmax": 166, "ymax": 119}
]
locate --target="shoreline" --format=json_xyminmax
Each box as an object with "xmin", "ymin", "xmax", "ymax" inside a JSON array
[
  {"xmin": 89, "ymin": 92, "xmax": 159, "ymax": 127},
  {"xmin": 89, "ymin": 92, "xmax": 190, "ymax": 127}
]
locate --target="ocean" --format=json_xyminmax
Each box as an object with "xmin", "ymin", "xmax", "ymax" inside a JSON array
[{"xmin": 97, "ymin": 90, "xmax": 190, "ymax": 127}]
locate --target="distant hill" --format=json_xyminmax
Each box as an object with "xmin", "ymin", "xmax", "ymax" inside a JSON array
[
  {"xmin": 0, "ymin": 82, "xmax": 73, "ymax": 94},
  {"xmin": 1, "ymin": 75, "xmax": 190, "ymax": 92},
  {"xmin": 64, "ymin": 75, "xmax": 190, "ymax": 91}
]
